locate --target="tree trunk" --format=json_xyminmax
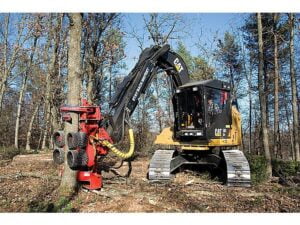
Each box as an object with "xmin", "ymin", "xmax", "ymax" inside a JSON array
[
  {"xmin": 51, "ymin": 106, "xmax": 60, "ymax": 131},
  {"xmin": 286, "ymin": 110, "xmax": 295, "ymax": 160},
  {"xmin": 37, "ymin": 103, "xmax": 45, "ymax": 150},
  {"xmin": 25, "ymin": 102, "xmax": 40, "ymax": 151},
  {"xmin": 229, "ymin": 65, "xmax": 236, "ymax": 99},
  {"xmin": 41, "ymin": 103, "xmax": 50, "ymax": 149},
  {"xmin": 109, "ymin": 59, "xmax": 113, "ymax": 102},
  {"xmin": 248, "ymin": 88, "xmax": 252, "ymax": 153},
  {"xmin": 253, "ymin": 108, "xmax": 258, "ymax": 155},
  {"xmin": 167, "ymin": 83, "xmax": 173, "ymax": 126},
  {"xmin": 14, "ymin": 35, "xmax": 38, "ymax": 149},
  {"xmin": 86, "ymin": 62, "xmax": 94, "ymax": 103},
  {"xmin": 257, "ymin": 13, "xmax": 272, "ymax": 178},
  {"xmin": 86, "ymin": 59, "xmax": 101, "ymax": 105},
  {"xmin": 263, "ymin": 60, "xmax": 270, "ymax": 128},
  {"xmin": 289, "ymin": 13, "xmax": 300, "ymax": 161},
  {"xmin": 273, "ymin": 13, "xmax": 280, "ymax": 158},
  {"xmin": 14, "ymin": 75, "xmax": 27, "ymax": 149},
  {"xmin": 247, "ymin": 53, "xmax": 253, "ymax": 154},
  {"xmin": 0, "ymin": 15, "xmax": 10, "ymax": 110},
  {"xmin": 59, "ymin": 13, "xmax": 82, "ymax": 196},
  {"xmin": 154, "ymin": 77, "xmax": 163, "ymax": 132},
  {"xmin": 279, "ymin": 74, "xmax": 295, "ymax": 159}
]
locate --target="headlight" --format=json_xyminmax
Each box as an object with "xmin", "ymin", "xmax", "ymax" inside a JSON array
[{"xmin": 196, "ymin": 130, "xmax": 203, "ymax": 136}]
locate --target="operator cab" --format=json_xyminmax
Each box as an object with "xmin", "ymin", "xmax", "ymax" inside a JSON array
[{"xmin": 173, "ymin": 79, "xmax": 232, "ymax": 141}]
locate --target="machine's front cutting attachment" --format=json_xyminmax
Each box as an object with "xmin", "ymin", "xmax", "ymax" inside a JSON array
[{"xmin": 52, "ymin": 99, "xmax": 135, "ymax": 190}]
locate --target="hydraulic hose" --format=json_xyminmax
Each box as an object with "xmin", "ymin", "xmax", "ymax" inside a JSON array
[{"xmin": 101, "ymin": 128, "xmax": 135, "ymax": 159}]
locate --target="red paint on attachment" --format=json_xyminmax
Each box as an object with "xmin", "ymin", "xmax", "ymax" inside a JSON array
[
  {"xmin": 77, "ymin": 171, "xmax": 102, "ymax": 190},
  {"xmin": 60, "ymin": 99, "xmax": 113, "ymax": 190}
]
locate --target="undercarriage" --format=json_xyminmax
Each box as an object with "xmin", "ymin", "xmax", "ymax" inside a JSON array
[{"xmin": 148, "ymin": 149, "xmax": 251, "ymax": 187}]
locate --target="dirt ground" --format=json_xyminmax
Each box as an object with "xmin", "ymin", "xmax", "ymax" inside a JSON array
[{"xmin": 0, "ymin": 152, "xmax": 299, "ymax": 212}]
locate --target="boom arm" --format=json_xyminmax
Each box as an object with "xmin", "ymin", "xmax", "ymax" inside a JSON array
[{"xmin": 105, "ymin": 44, "xmax": 190, "ymax": 143}]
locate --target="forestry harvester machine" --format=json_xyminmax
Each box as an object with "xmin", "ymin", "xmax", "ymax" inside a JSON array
[{"xmin": 52, "ymin": 44, "xmax": 251, "ymax": 190}]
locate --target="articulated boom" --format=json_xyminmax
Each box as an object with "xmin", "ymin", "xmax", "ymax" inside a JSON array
[{"xmin": 107, "ymin": 44, "xmax": 190, "ymax": 143}]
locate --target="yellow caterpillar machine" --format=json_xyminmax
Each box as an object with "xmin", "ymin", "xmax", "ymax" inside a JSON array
[
  {"xmin": 53, "ymin": 44, "xmax": 251, "ymax": 189},
  {"xmin": 108, "ymin": 44, "xmax": 251, "ymax": 187},
  {"xmin": 149, "ymin": 80, "xmax": 250, "ymax": 186}
]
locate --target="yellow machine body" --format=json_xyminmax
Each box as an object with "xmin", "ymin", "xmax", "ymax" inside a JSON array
[{"xmin": 154, "ymin": 105, "xmax": 242, "ymax": 151}]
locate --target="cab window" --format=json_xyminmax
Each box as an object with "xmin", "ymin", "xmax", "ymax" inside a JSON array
[{"xmin": 206, "ymin": 88, "xmax": 229, "ymax": 126}]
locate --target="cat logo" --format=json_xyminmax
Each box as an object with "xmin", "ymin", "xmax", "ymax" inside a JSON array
[
  {"xmin": 215, "ymin": 128, "xmax": 227, "ymax": 137},
  {"xmin": 173, "ymin": 58, "xmax": 184, "ymax": 73},
  {"xmin": 215, "ymin": 128, "xmax": 222, "ymax": 137}
]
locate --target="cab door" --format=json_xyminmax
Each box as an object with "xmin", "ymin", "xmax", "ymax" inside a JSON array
[{"xmin": 204, "ymin": 87, "xmax": 232, "ymax": 139}]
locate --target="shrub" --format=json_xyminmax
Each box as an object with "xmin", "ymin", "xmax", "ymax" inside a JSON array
[
  {"xmin": 0, "ymin": 146, "xmax": 25, "ymax": 160},
  {"xmin": 246, "ymin": 154, "xmax": 269, "ymax": 184},
  {"xmin": 245, "ymin": 153, "xmax": 300, "ymax": 185},
  {"xmin": 272, "ymin": 159, "xmax": 300, "ymax": 178}
]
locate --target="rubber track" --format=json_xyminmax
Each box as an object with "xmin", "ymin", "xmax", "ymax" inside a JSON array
[
  {"xmin": 148, "ymin": 150, "xmax": 175, "ymax": 180},
  {"xmin": 222, "ymin": 150, "xmax": 251, "ymax": 187},
  {"xmin": 148, "ymin": 149, "xmax": 251, "ymax": 188}
]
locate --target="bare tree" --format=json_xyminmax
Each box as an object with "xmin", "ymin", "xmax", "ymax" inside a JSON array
[
  {"xmin": 0, "ymin": 14, "xmax": 29, "ymax": 111},
  {"xmin": 273, "ymin": 13, "xmax": 280, "ymax": 158},
  {"xmin": 289, "ymin": 13, "xmax": 300, "ymax": 161},
  {"xmin": 82, "ymin": 13, "xmax": 119, "ymax": 104},
  {"xmin": 14, "ymin": 15, "xmax": 41, "ymax": 149},
  {"xmin": 144, "ymin": 13, "xmax": 186, "ymax": 46},
  {"xmin": 257, "ymin": 13, "xmax": 272, "ymax": 178},
  {"xmin": 142, "ymin": 13, "xmax": 187, "ymax": 132},
  {"xmin": 280, "ymin": 76, "xmax": 295, "ymax": 160},
  {"xmin": 241, "ymin": 41, "xmax": 253, "ymax": 154},
  {"xmin": 126, "ymin": 20, "xmax": 146, "ymax": 51},
  {"xmin": 59, "ymin": 13, "xmax": 82, "ymax": 196}
]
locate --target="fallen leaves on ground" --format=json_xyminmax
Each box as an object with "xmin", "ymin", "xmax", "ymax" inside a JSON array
[{"xmin": 0, "ymin": 153, "xmax": 299, "ymax": 212}]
